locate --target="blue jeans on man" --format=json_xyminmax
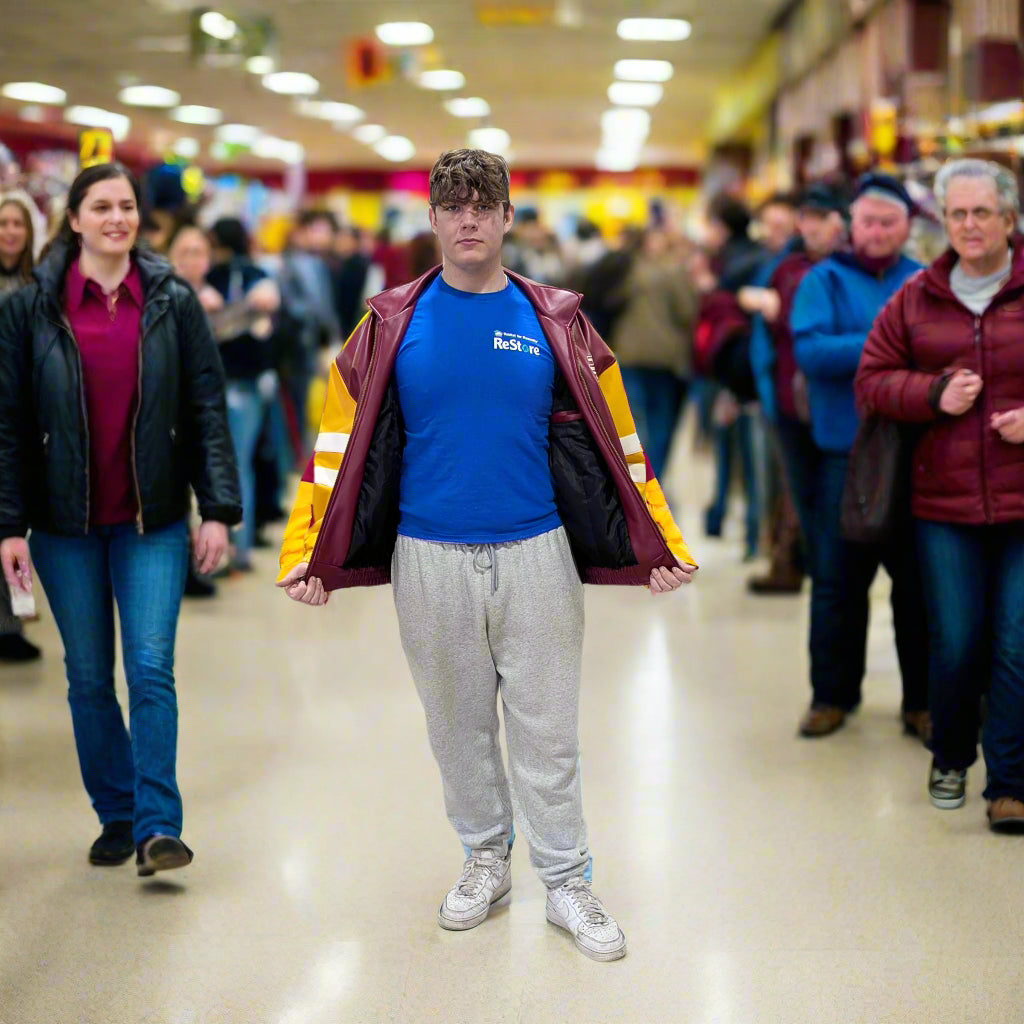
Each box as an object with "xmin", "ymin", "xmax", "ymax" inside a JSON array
[
  {"xmin": 30, "ymin": 521, "xmax": 189, "ymax": 843},
  {"xmin": 809, "ymin": 453, "xmax": 929, "ymax": 713},
  {"xmin": 916, "ymin": 520, "xmax": 1024, "ymax": 801}
]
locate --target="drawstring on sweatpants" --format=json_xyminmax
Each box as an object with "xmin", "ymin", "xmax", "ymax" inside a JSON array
[{"xmin": 472, "ymin": 544, "xmax": 500, "ymax": 595}]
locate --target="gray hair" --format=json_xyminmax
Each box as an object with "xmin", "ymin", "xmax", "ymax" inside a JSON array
[{"xmin": 934, "ymin": 158, "xmax": 1020, "ymax": 216}]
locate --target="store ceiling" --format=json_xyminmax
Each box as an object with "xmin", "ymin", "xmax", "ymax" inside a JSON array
[{"xmin": 0, "ymin": 0, "xmax": 787, "ymax": 169}]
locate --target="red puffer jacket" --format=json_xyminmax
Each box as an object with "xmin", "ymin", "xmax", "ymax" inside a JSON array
[{"xmin": 855, "ymin": 236, "xmax": 1024, "ymax": 525}]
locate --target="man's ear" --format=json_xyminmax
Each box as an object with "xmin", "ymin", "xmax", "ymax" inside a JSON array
[
  {"xmin": 503, "ymin": 203, "xmax": 515, "ymax": 236},
  {"xmin": 428, "ymin": 206, "xmax": 438, "ymax": 236}
]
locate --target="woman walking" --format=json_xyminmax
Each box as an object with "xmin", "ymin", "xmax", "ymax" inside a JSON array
[{"xmin": 0, "ymin": 163, "xmax": 241, "ymax": 873}]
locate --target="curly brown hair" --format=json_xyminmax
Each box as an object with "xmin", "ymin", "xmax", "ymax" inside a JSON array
[{"xmin": 429, "ymin": 149, "xmax": 510, "ymax": 210}]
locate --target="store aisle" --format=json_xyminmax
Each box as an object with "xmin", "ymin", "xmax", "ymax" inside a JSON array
[{"xmin": 0, "ymin": 451, "xmax": 1021, "ymax": 1023}]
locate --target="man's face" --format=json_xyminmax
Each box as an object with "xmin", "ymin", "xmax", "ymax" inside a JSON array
[
  {"xmin": 943, "ymin": 176, "xmax": 1015, "ymax": 267},
  {"xmin": 759, "ymin": 202, "xmax": 797, "ymax": 252},
  {"xmin": 429, "ymin": 190, "xmax": 514, "ymax": 274},
  {"xmin": 850, "ymin": 195, "xmax": 910, "ymax": 259},
  {"xmin": 798, "ymin": 208, "xmax": 845, "ymax": 260}
]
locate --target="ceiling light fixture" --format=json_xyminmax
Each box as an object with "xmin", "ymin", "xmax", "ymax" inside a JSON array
[
  {"xmin": 1, "ymin": 81, "xmax": 67, "ymax": 105},
  {"xmin": 245, "ymin": 55, "xmax": 275, "ymax": 75},
  {"xmin": 595, "ymin": 147, "xmax": 639, "ymax": 172},
  {"xmin": 64, "ymin": 106, "xmax": 131, "ymax": 141},
  {"xmin": 375, "ymin": 21, "xmax": 434, "ymax": 46},
  {"xmin": 614, "ymin": 59, "xmax": 674, "ymax": 82},
  {"xmin": 172, "ymin": 104, "xmax": 223, "ymax": 126},
  {"xmin": 418, "ymin": 70, "xmax": 466, "ymax": 91},
  {"xmin": 352, "ymin": 123, "xmax": 387, "ymax": 144},
  {"xmin": 117, "ymin": 85, "xmax": 181, "ymax": 108},
  {"xmin": 444, "ymin": 97, "xmax": 491, "ymax": 118},
  {"xmin": 467, "ymin": 127, "xmax": 510, "ymax": 154},
  {"xmin": 171, "ymin": 137, "xmax": 200, "ymax": 159},
  {"xmin": 601, "ymin": 108, "xmax": 651, "ymax": 138},
  {"xmin": 199, "ymin": 11, "xmax": 237, "ymax": 40},
  {"xmin": 215, "ymin": 123, "xmax": 261, "ymax": 145},
  {"xmin": 252, "ymin": 135, "xmax": 305, "ymax": 164},
  {"xmin": 297, "ymin": 100, "xmax": 364, "ymax": 123},
  {"xmin": 373, "ymin": 135, "xmax": 415, "ymax": 162},
  {"xmin": 263, "ymin": 71, "xmax": 320, "ymax": 96},
  {"xmin": 607, "ymin": 82, "xmax": 664, "ymax": 106},
  {"xmin": 616, "ymin": 18, "xmax": 692, "ymax": 41}
]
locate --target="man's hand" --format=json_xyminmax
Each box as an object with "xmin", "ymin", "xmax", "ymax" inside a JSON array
[
  {"xmin": 737, "ymin": 287, "xmax": 781, "ymax": 322},
  {"xmin": 991, "ymin": 407, "xmax": 1024, "ymax": 444},
  {"xmin": 0, "ymin": 537, "xmax": 31, "ymax": 594},
  {"xmin": 193, "ymin": 521, "xmax": 229, "ymax": 575},
  {"xmin": 939, "ymin": 368, "xmax": 983, "ymax": 416},
  {"xmin": 276, "ymin": 562, "xmax": 330, "ymax": 605},
  {"xmin": 649, "ymin": 560, "xmax": 697, "ymax": 595}
]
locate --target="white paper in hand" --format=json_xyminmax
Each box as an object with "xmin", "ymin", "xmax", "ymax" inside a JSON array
[{"xmin": 10, "ymin": 586, "xmax": 36, "ymax": 618}]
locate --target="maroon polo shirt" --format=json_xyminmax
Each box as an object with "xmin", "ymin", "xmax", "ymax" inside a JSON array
[
  {"xmin": 769, "ymin": 250, "xmax": 814, "ymax": 420},
  {"xmin": 65, "ymin": 258, "xmax": 142, "ymax": 527}
]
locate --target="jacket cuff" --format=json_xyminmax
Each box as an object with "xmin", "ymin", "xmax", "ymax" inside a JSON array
[
  {"xmin": 0, "ymin": 524, "xmax": 27, "ymax": 542},
  {"xmin": 198, "ymin": 503, "xmax": 243, "ymax": 527},
  {"xmin": 927, "ymin": 372, "xmax": 953, "ymax": 415}
]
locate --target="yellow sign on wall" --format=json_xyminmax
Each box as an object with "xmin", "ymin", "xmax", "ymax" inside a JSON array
[{"xmin": 79, "ymin": 129, "xmax": 114, "ymax": 169}]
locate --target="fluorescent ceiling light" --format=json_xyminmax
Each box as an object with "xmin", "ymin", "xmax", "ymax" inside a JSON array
[
  {"xmin": 210, "ymin": 141, "xmax": 231, "ymax": 161},
  {"xmin": 352, "ymin": 123, "xmax": 387, "ymax": 144},
  {"xmin": 252, "ymin": 135, "xmax": 305, "ymax": 164},
  {"xmin": 246, "ymin": 56, "xmax": 275, "ymax": 75},
  {"xmin": 373, "ymin": 135, "xmax": 415, "ymax": 162},
  {"xmin": 65, "ymin": 106, "xmax": 131, "ymax": 141},
  {"xmin": 617, "ymin": 18, "xmax": 691, "ymax": 41},
  {"xmin": 199, "ymin": 11, "xmax": 237, "ymax": 40},
  {"xmin": 607, "ymin": 82, "xmax": 663, "ymax": 106},
  {"xmin": 297, "ymin": 100, "xmax": 364, "ymax": 123},
  {"xmin": 172, "ymin": 104, "xmax": 222, "ymax": 125},
  {"xmin": 444, "ymin": 97, "xmax": 491, "ymax": 118},
  {"xmin": 375, "ymin": 21, "xmax": 434, "ymax": 46},
  {"xmin": 467, "ymin": 127, "xmax": 510, "ymax": 154},
  {"xmin": 601, "ymin": 108, "xmax": 651, "ymax": 138},
  {"xmin": 418, "ymin": 70, "xmax": 466, "ymax": 91},
  {"xmin": 596, "ymin": 148, "xmax": 639, "ymax": 172},
  {"xmin": 614, "ymin": 59, "xmax": 674, "ymax": 82},
  {"xmin": 118, "ymin": 85, "xmax": 180, "ymax": 108},
  {"xmin": 171, "ymin": 137, "xmax": 200, "ymax": 159},
  {"xmin": 263, "ymin": 71, "xmax": 320, "ymax": 96},
  {"xmin": 215, "ymin": 123, "xmax": 261, "ymax": 145},
  {"xmin": 2, "ymin": 81, "xmax": 66, "ymax": 105}
]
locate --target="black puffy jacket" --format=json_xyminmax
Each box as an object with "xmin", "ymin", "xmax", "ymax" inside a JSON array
[{"xmin": 0, "ymin": 245, "xmax": 242, "ymax": 539}]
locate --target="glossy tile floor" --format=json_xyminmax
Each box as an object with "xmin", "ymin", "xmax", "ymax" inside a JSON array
[{"xmin": 1, "ymin": 437, "xmax": 1021, "ymax": 1024}]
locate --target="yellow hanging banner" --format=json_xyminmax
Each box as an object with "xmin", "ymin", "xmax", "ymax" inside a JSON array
[{"xmin": 79, "ymin": 129, "xmax": 114, "ymax": 169}]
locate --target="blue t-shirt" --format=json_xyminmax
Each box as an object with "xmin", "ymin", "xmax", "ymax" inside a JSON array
[{"xmin": 394, "ymin": 275, "xmax": 562, "ymax": 543}]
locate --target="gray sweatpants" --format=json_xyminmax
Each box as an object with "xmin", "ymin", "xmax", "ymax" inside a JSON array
[{"xmin": 392, "ymin": 526, "xmax": 589, "ymax": 889}]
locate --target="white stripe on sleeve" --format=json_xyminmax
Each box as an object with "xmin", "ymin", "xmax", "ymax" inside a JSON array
[
  {"xmin": 619, "ymin": 432, "xmax": 642, "ymax": 456},
  {"xmin": 315, "ymin": 431, "xmax": 350, "ymax": 454},
  {"xmin": 629, "ymin": 462, "xmax": 647, "ymax": 484},
  {"xmin": 314, "ymin": 465, "xmax": 339, "ymax": 488}
]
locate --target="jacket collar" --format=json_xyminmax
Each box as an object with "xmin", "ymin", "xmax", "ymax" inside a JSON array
[
  {"xmin": 367, "ymin": 264, "xmax": 583, "ymax": 325},
  {"xmin": 921, "ymin": 232, "xmax": 1024, "ymax": 301},
  {"xmin": 34, "ymin": 242, "xmax": 174, "ymax": 311}
]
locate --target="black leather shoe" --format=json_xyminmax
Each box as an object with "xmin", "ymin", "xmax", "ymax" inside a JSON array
[
  {"xmin": 184, "ymin": 571, "xmax": 217, "ymax": 598},
  {"xmin": 89, "ymin": 821, "xmax": 135, "ymax": 865},
  {"xmin": 0, "ymin": 634, "xmax": 42, "ymax": 662},
  {"xmin": 137, "ymin": 835, "xmax": 194, "ymax": 877}
]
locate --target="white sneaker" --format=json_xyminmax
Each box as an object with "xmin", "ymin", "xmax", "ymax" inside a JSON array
[
  {"xmin": 438, "ymin": 849, "xmax": 512, "ymax": 931},
  {"xmin": 546, "ymin": 877, "xmax": 627, "ymax": 961}
]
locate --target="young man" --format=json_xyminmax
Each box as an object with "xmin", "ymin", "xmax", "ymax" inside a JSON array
[{"xmin": 277, "ymin": 149, "xmax": 696, "ymax": 962}]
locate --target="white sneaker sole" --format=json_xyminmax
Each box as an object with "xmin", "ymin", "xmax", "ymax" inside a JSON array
[
  {"xmin": 930, "ymin": 789, "xmax": 966, "ymax": 810},
  {"xmin": 546, "ymin": 906, "xmax": 627, "ymax": 962},
  {"xmin": 438, "ymin": 873, "xmax": 511, "ymax": 931}
]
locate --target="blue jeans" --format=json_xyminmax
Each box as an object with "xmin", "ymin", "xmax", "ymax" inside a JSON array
[
  {"xmin": 226, "ymin": 380, "xmax": 271, "ymax": 565},
  {"xmin": 618, "ymin": 367, "xmax": 689, "ymax": 481},
  {"xmin": 707, "ymin": 409, "xmax": 760, "ymax": 554},
  {"xmin": 30, "ymin": 521, "xmax": 189, "ymax": 842},
  {"xmin": 775, "ymin": 415, "xmax": 820, "ymax": 573},
  {"xmin": 916, "ymin": 519, "xmax": 1024, "ymax": 800},
  {"xmin": 809, "ymin": 453, "xmax": 929, "ymax": 712}
]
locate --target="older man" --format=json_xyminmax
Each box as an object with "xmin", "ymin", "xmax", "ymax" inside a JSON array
[{"xmin": 790, "ymin": 174, "xmax": 931, "ymax": 739}]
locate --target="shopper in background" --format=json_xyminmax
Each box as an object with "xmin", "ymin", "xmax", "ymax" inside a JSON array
[
  {"xmin": 278, "ymin": 148, "xmax": 696, "ymax": 963},
  {"xmin": 610, "ymin": 226, "xmax": 698, "ymax": 481},
  {"xmin": 207, "ymin": 218, "xmax": 281, "ymax": 572},
  {"xmin": 0, "ymin": 195, "xmax": 42, "ymax": 661},
  {"xmin": 0, "ymin": 163, "xmax": 241, "ymax": 874},
  {"xmin": 856, "ymin": 159, "xmax": 1024, "ymax": 829},
  {"xmin": 744, "ymin": 185, "xmax": 847, "ymax": 593},
  {"xmin": 333, "ymin": 225, "xmax": 375, "ymax": 337},
  {"xmin": 791, "ymin": 173, "xmax": 930, "ymax": 739}
]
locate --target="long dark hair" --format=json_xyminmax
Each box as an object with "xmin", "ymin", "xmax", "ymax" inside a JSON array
[
  {"xmin": 0, "ymin": 197, "xmax": 36, "ymax": 282},
  {"xmin": 54, "ymin": 162, "xmax": 144, "ymax": 254}
]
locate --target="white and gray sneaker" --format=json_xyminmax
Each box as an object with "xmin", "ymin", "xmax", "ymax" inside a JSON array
[
  {"xmin": 546, "ymin": 877, "xmax": 626, "ymax": 962},
  {"xmin": 438, "ymin": 849, "xmax": 512, "ymax": 931}
]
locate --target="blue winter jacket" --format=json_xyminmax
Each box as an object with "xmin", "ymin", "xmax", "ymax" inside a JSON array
[
  {"xmin": 791, "ymin": 250, "xmax": 921, "ymax": 452},
  {"xmin": 749, "ymin": 238, "xmax": 800, "ymax": 422}
]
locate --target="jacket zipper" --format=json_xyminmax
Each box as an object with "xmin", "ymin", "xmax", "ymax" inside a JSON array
[
  {"xmin": 973, "ymin": 314, "xmax": 992, "ymax": 523},
  {"xmin": 130, "ymin": 321, "xmax": 145, "ymax": 534},
  {"xmin": 567, "ymin": 321, "xmax": 675, "ymax": 564},
  {"xmin": 307, "ymin": 316, "xmax": 380, "ymax": 572},
  {"xmin": 50, "ymin": 313, "xmax": 92, "ymax": 534}
]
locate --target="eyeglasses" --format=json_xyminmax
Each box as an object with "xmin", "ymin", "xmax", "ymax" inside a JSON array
[
  {"xmin": 946, "ymin": 207, "xmax": 999, "ymax": 225},
  {"xmin": 434, "ymin": 201, "xmax": 503, "ymax": 220}
]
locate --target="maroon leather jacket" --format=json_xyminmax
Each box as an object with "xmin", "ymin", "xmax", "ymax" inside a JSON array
[
  {"xmin": 304, "ymin": 267, "xmax": 689, "ymax": 590},
  {"xmin": 855, "ymin": 236, "xmax": 1024, "ymax": 525}
]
